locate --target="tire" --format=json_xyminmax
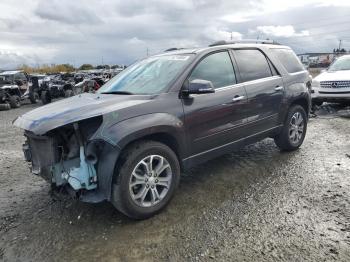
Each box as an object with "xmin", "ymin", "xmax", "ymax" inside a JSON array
[
  {"xmin": 0, "ymin": 103, "xmax": 10, "ymax": 111},
  {"xmin": 9, "ymin": 95, "xmax": 21, "ymax": 108},
  {"xmin": 274, "ymin": 105, "xmax": 307, "ymax": 151},
  {"xmin": 111, "ymin": 141, "xmax": 180, "ymax": 219},
  {"xmin": 29, "ymin": 92, "xmax": 40, "ymax": 104},
  {"xmin": 64, "ymin": 89, "xmax": 74, "ymax": 97},
  {"xmin": 41, "ymin": 90, "xmax": 51, "ymax": 104}
]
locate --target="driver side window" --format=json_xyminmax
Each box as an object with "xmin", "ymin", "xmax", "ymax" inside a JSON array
[{"xmin": 189, "ymin": 51, "xmax": 236, "ymax": 89}]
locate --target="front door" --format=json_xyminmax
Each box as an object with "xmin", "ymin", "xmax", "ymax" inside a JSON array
[{"xmin": 182, "ymin": 51, "xmax": 248, "ymax": 156}]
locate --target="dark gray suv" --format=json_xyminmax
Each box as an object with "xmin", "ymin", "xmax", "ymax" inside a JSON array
[{"xmin": 14, "ymin": 41, "xmax": 311, "ymax": 219}]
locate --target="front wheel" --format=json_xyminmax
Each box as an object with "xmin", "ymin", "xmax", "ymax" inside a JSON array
[
  {"xmin": 9, "ymin": 95, "xmax": 21, "ymax": 108},
  {"xmin": 112, "ymin": 141, "xmax": 180, "ymax": 219},
  {"xmin": 274, "ymin": 105, "xmax": 307, "ymax": 151}
]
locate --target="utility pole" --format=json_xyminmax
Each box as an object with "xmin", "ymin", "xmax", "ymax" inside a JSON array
[
  {"xmin": 338, "ymin": 39, "xmax": 342, "ymax": 51},
  {"xmin": 230, "ymin": 32, "xmax": 233, "ymax": 41},
  {"xmin": 146, "ymin": 47, "xmax": 149, "ymax": 57}
]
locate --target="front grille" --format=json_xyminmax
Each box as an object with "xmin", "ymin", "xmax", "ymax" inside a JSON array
[{"xmin": 320, "ymin": 81, "xmax": 350, "ymax": 89}]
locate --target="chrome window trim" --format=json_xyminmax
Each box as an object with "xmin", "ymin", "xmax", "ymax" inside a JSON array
[
  {"xmin": 190, "ymin": 75, "xmax": 282, "ymax": 97},
  {"xmin": 216, "ymin": 75, "xmax": 282, "ymax": 91}
]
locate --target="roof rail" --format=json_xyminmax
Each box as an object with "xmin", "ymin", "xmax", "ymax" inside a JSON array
[
  {"xmin": 209, "ymin": 39, "xmax": 280, "ymax": 47},
  {"xmin": 164, "ymin": 48, "xmax": 185, "ymax": 52}
]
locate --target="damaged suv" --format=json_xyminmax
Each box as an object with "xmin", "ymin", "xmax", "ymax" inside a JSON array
[{"xmin": 14, "ymin": 41, "xmax": 311, "ymax": 219}]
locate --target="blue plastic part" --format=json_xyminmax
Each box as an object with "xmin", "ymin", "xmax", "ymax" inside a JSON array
[{"xmin": 55, "ymin": 146, "xmax": 97, "ymax": 191}]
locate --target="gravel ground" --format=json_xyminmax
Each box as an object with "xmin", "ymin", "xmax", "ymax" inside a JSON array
[{"xmin": 0, "ymin": 102, "xmax": 349, "ymax": 262}]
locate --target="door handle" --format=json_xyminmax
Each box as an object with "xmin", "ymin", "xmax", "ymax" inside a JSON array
[
  {"xmin": 275, "ymin": 86, "xmax": 283, "ymax": 91},
  {"xmin": 232, "ymin": 95, "xmax": 245, "ymax": 102}
]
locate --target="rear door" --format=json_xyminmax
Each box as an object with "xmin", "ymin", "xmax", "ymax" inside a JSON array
[
  {"xmin": 232, "ymin": 49, "xmax": 284, "ymax": 133},
  {"xmin": 182, "ymin": 51, "xmax": 248, "ymax": 156}
]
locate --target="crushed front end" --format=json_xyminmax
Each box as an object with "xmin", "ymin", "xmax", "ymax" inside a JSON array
[{"xmin": 22, "ymin": 117, "xmax": 103, "ymax": 199}]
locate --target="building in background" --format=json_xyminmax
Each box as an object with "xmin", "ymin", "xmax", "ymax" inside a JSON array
[{"xmin": 298, "ymin": 52, "xmax": 348, "ymax": 68}]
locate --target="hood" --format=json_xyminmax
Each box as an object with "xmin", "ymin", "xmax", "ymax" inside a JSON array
[
  {"xmin": 0, "ymin": 83, "xmax": 16, "ymax": 89},
  {"xmin": 13, "ymin": 93, "xmax": 151, "ymax": 135},
  {"xmin": 314, "ymin": 70, "xmax": 350, "ymax": 82}
]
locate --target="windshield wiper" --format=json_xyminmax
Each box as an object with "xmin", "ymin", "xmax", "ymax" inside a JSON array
[{"xmin": 101, "ymin": 91, "xmax": 134, "ymax": 95}]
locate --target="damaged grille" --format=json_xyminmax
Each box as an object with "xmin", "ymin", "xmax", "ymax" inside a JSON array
[{"xmin": 320, "ymin": 81, "xmax": 350, "ymax": 89}]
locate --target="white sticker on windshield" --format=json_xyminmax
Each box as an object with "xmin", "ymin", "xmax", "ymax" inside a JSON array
[{"xmin": 168, "ymin": 55, "xmax": 190, "ymax": 61}]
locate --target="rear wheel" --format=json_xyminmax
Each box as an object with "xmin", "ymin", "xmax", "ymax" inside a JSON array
[
  {"xmin": 29, "ymin": 92, "xmax": 40, "ymax": 104},
  {"xmin": 112, "ymin": 141, "xmax": 180, "ymax": 219},
  {"xmin": 0, "ymin": 103, "xmax": 10, "ymax": 111},
  {"xmin": 64, "ymin": 89, "xmax": 74, "ymax": 97},
  {"xmin": 41, "ymin": 90, "xmax": 52, "ymax": 104},
  {"xmin": 274, "ymin": 105, "xmax": 307, "ymax": 151},
  {"xmin": 9, "ymin": 95, "xmax": 21, "ymax": 108}
]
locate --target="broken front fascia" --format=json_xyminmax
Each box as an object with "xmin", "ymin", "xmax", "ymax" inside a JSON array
[
  {"xmin": 52, "ymin": 146, "xmax": 97, "ymax": 191},
  {"xmin": 56, "ymin": 122, "xmax": 97, "ymax": 190},
  {"xmin": 25, "ymin": 121, "xmax": 99, "ymax": 191}
]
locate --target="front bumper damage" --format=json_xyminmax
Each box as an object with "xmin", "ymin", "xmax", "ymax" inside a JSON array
[
  {"xmin": 24, "ymin": 126, "xmax": 97, "ymax": 189},
  {"xmin": 22, "ymin": 121, "xmax": 120, "ymax": 203},
  {"xmin": 12, "ymin": 93, "xmax": 151, "ymax": 204}
]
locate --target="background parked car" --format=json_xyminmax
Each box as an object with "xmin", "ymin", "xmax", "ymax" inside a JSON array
[
  {"xmin": 311, "ymin": 55, "xmax": 350, "ymax": 106},
  {"xmin": 0, "ymin": 70, "xmax": 39, "ymax": 110},
  {"xmin": 38, "ymin": 74, "xmax": 75, "ymax": 104}
]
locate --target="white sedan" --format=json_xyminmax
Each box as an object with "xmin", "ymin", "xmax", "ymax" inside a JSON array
[{"xmin": 311, "ymin": 55, "xmax": 350, "ymax": 106}]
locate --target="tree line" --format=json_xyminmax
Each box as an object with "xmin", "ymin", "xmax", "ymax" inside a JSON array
[{"xmin": 19, "ymin": 64, "xmax": 125, "ymax": 74}]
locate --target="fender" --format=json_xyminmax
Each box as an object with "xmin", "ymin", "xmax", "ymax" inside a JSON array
[
  {"xmin": 95, "ymin": 113, "xmax": 186, "ymax": 155},
  {"xmin": 87, "ymin": 113, "xmax": 186, "ymax": 201}
]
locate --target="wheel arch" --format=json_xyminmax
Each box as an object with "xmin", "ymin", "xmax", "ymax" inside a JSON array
[
  {"xmin": 117, "ymin": 132, "xmax": 182, "ymax": 168},
  {"xmin": 290, "ymin": 95, "xmax": 310, "ymax": 117},
  {"xmin": 90, "ymin": 113, "xmax": 186, "ymax": 202},
  {"xmin": 63, "ymin": 83, "xmax": 73, "ymax": 90}
]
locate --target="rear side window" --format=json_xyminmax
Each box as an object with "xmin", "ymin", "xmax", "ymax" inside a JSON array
[
  {"xmin": 272, "ymin": 48, "xmax": 305, "ymax": 73},
  {"xmin": 234, "ymin": 49, "xmax": 272, "ymax": 82},
  {"xmin": 189, "ymin": 51, "xmax": 236, "ymax": 88}
]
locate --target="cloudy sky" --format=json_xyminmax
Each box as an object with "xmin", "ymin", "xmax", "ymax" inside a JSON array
[{"xmin": 1, "ymin": 0, "xmax": 350, "ymax": 69}]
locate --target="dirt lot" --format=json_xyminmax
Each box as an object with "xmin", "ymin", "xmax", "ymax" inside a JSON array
[{"xmin": 0, "ymin": 102, "xmax": 349, "ymax": 262}]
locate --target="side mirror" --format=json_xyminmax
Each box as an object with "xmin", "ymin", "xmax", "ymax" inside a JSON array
[{"xmin": 183, "ymin": 79, "xmax": 215, "ymax": 95}]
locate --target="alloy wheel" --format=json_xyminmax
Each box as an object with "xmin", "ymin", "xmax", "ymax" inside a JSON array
[
  {"xmin": 129, "ymin": 155, "xmax": 172, "ymax": 207},
  {"xmin": 289, "ymin": 111, "xmax": 304, "ymax": 144}
]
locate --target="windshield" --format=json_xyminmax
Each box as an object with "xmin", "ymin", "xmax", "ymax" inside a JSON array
[
  {"xmin": 98, "ymin": 54, "xmax": 193, "ymax": 95},
  {"xmin": 328, "ymin": 56, "xmax": 350, "ymax": 71},
  {"xmin": 0, "ymin": 75, "xmax": 14, "ymax": 84}
]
